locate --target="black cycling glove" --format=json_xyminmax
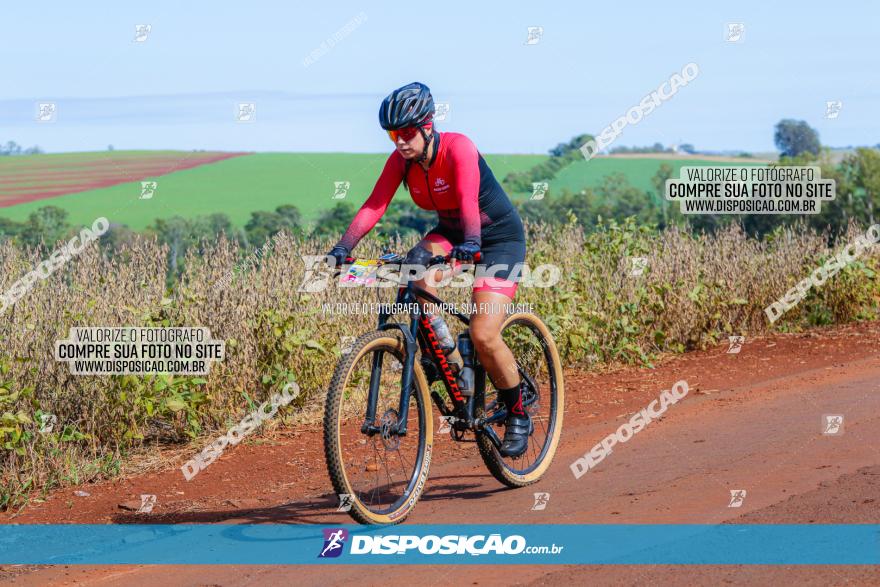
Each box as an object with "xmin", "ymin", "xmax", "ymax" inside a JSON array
[
  {"xmin": 450, "ymin": 241, "xmax": 481, "ymax": 262},
  {"xmin": 326, "ymin": 244, "xmax": 350, "ymax": 268}
]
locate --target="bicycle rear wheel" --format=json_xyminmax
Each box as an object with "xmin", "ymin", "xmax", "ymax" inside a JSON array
[
  {"xmin": 476, "ymin": 312, "xmax": 564, "ymax": 487},
  {"xmin": 323, "ymin": 330, "xmax": 434, "ymax": 524}
]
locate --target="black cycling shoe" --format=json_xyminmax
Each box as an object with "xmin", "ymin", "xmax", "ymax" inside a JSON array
[{"xmin": 499, "ymin": 412, "xmax": 533, "ymax": 458}]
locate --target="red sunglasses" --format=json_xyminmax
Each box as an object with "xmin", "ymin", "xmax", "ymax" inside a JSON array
[{"xmin": 387, "ymin": 123, "xmax": 431, "ymax": 143}]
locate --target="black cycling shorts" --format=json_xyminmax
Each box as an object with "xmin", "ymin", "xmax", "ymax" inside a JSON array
[{"xmin": 413, "ymin": 208, "xmax": 526, "ymax": 298}]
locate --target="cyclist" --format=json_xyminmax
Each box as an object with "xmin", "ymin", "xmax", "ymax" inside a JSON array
[{"xmin": 326, "ymin": 81, "xmax": 531, "ymax": 457}]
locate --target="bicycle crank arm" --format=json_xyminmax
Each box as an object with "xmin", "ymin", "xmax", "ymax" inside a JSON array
[
  {"xmin": 482, "ymin": 409, "xmax": 507, "ymax": 426},
  {"xmin": 480, "ymin": 424, "xmax": 503, "ymax": 449}
]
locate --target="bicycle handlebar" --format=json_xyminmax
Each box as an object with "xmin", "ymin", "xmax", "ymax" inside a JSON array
[
  {"xmin": 427, "ymin": 251, "xmax": 482, "ymax": 266},
  {"xmin": 329, "ymin": 251, "xmax": 481, "ymax": 275}
]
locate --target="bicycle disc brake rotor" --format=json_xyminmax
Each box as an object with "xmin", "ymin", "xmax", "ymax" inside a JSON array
[{"xmin": 379, "ymin": 409, "xmax": 401, "ymax": 450}]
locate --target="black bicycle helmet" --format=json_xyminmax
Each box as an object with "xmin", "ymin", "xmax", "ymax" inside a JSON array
[{"xmin": 379, "ymin": 82, "xmax": 434, "ymax": 130}]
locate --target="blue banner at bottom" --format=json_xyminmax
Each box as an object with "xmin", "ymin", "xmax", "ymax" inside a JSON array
[{"xmin": 0, "ymin": 524, "xmax": 877, "ymax": 565}]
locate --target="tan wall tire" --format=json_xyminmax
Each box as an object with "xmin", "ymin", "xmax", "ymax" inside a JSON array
[
  {"xmin": 323, "ymin": 330, "xmax": 434, "ymax": 525},
  {"xmin": 477, "ymin": 313, "xmax": 564, "ymax": 488}
]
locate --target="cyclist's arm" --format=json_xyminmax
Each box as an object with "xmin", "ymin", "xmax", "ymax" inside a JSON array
[
  {"xmin": 337, "ymin": 153, "xmax": 405, "ymax": 250},
  {"xmin": 448, "ymin": 136, "xmax": 482, "ymax": 247}
]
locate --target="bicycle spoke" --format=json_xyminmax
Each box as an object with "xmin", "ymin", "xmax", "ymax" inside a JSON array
[
  {"xmin": 382, "ymin": 452, "xmax": 395, "ymax": 499},
  {"xmin": 396, "ymin": 448, "xmax": 410, "ymax": 486},
  {"xmin": 529, "ymin": 432, "xmax": 540, "ymax": 463},
  {"xmin": 536, "ymin": 414, "xmax": 549, "ymax": 438},
  {"xmin": 369, "ymin": 439, "xmax": 382, "ymax": 506}
]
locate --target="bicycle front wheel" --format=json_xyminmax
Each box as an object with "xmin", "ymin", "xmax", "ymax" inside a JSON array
[
  {"xmin": 323, "ymin": 330, "xmax": 434, "ymax": 524},
  {"xmin": 477, "ymin": 312, "xmax": 565, "ymax": 487}
]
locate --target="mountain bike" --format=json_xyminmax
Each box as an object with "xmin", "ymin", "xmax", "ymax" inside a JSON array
[{"xmin": 323, "ymin": 253, "xmax": 564, "ymax": 524}]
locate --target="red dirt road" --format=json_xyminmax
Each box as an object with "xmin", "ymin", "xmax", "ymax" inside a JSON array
[{"xmin": 2, "ymin": 322, "xmax": 879, "ymax": 585}]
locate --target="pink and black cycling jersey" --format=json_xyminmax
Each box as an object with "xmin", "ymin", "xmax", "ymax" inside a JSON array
[{"xmin": 338, "ymin": 132, "xmax": 520, "ymax": 250}]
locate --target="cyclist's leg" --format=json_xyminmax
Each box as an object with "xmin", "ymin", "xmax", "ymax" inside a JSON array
[
  {"xmin": 471, "ymin": 287, "xmax": 531, "ymax": 457},
  {"xmin": 469, "ymin": 227, "xmax": 530, "ymax": 456},
  {"xmin": 469, "ymin": 230, "xmax": 525, "ymax": 387},
  {"xmin": 469, "ymin": 290, "xmax": 519, "ymax": 389}
]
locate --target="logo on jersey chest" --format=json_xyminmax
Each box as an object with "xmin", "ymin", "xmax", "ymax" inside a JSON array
[
  {"xmin": 408, "ymin": 174, "xmax": 450, "ymax": 196},
  {"xmin": 432, "ymin": 177, "xmax": 451, "ymax": 193}
]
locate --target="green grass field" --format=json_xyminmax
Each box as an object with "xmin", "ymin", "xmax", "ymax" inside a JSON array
[
  {"xmin": 0, "ymin": 152, "xmax": 547, "ymax": 230},
  {"xmin": 0, "ymin": 151, "xmax": 773, "ymax": 230},
  {"xmin": 509, "ymin": 156, "xmax": 770, "ymax": 201}
]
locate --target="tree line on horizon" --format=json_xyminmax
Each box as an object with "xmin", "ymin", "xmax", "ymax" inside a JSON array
[{"xmin": 1, "ymin": 119, "xmax": 878, "ymax": 281}]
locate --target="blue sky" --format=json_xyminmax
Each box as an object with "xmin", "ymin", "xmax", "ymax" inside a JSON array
[{"xmin": 2, "ymin": 1, "xmax": 877, "ymax": 154}]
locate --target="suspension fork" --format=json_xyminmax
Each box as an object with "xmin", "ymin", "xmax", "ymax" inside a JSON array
[
  {"xmin": 392, "ymin": 316, "xmax": 420, "ymax": 435},
  {"xmin": 360, "ymin": 351, "xmax": 384, "ymax": 435},
  {"xmin": 361, "ymin": 286, "xmax": 420, "ymax": 435}
]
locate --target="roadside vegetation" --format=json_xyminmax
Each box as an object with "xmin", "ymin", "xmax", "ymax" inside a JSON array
[{"xmin": 2, "ymin": 216, "xmax": 879, "ymax": 509}]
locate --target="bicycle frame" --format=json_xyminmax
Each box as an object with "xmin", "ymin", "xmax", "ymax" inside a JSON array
[{"xmin": 358, "ymin": 273, "xmax": 504, "ymax": 448}]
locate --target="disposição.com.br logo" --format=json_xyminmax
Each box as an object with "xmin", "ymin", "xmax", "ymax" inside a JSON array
[{"xmin": 316, "ymin": 529, "xmax": 563, "ymax": 558}]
